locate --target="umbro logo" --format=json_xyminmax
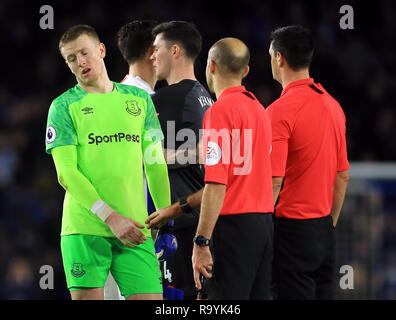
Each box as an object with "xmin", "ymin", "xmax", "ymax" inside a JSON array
[{"xmin": 81, "ymin": 107, "xmax": 94, "ymax": 115}]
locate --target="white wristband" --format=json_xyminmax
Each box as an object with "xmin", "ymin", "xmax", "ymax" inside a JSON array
[{"xmin": 90, "ymin": 200, "xmax": 113, "ymax": 222}]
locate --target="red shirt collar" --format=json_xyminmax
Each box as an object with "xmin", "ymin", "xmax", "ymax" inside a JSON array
[
  {"xmin": 281, "ymin": 78, "xmax": 314, "ymax": 96},
  {"xmin": 218, "ymin": 85, "xmax": 246, "ymax": 99}
]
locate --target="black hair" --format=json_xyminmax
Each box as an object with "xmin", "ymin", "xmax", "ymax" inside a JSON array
[
  {"xmin": 117, "ymin": 20, "xmax": 158, "ymax": 64},
  {"xmin": 270, "ymin": 25, "xmax": 314, "ymax": 71},
  {"xmin": 152, "ymin": 21, "xmax": 202, "ymax": 61}
]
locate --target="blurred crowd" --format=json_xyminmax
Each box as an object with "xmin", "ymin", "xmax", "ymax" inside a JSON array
[{"xmin": 0, "ymin": 0, "xmax": 395, "ymax": 299}]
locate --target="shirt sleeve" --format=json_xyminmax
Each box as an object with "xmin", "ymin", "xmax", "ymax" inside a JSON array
[
  {"xmin": 143, "ymin": 141, "xmax": 171, "ymax": 210},
  {"xmin": 337, "ymin": 119, "xmax": 350, "ymax": 172},
  {"xmin": 268, "ymin": 104, "xmax": 291, "ymax": 177},
  {"xmin": 45, "ymin": 99, "xmax": 77, "ymax": 154},
  {"xmin": 51, "ymin": 145, "xmax": 101, "ymax": 211},
  {"xmin": 203, "ymin": 106, "xmax": 231, "ymax": 186},
  {"xmin": 142, "ymin": 94, "xmax": 171, "ymax": 209},
  {"xmin": 143, "ymin": 94, "xmax": 164, "ymax": 145}
]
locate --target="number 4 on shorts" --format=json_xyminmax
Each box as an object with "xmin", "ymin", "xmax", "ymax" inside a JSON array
[{"xmin": 163, "ymin": 261, "xmax": 172, "ymax": 282}]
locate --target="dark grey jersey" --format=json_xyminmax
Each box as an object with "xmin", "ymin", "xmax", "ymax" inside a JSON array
[{"xmin": 152, "ymin": 79, "xmax": 213, "ymax": 230}]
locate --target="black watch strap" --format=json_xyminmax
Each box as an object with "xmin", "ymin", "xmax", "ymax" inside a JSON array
[
  {"xmin": 179, "ymin": 197, "xmax": 192, "ymax": 214},
  {"xmin": 193, "ymin": 235, "xmax": 210, "ymax": 247}
]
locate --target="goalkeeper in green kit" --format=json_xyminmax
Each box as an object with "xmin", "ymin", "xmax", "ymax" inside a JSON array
[{"xmin": 45, "ymin": 25, "xmax": 170, "ymax": 300}]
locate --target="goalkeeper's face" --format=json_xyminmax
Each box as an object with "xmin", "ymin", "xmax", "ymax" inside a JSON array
[{"xmin": 61, "ymin": 34, "xmax": 106, "ymax": 86}]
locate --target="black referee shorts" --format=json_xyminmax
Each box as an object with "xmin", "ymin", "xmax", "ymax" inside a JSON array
[
  {"xmin": 272, "ymin": 214, "xmax": 336, "ymax": 300},
  {"xmin": 207, "ymin": 212, "xmax": 273, "ymax": 300}
]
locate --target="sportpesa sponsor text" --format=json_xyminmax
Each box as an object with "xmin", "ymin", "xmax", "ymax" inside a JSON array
[{"xmin": 88, "ymin": 132, "xmax": 140, "ymax": 145}]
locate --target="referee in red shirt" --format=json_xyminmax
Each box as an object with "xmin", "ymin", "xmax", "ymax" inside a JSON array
[
  {"xmin": 267, "ymin": 25, "xmax": 350, "ymax": 300},
  {"xmin": 146, "ymin": 37, "xmax": 274, "ymax": 299},
  {"xmin": 195, "ymin": 37, "xmax": 273, "ymax": 300}
]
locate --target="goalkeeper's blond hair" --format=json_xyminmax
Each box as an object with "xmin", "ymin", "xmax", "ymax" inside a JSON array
[{"xmin": 59, "ymin": 24, "xmax": 100, "ymax": 53}]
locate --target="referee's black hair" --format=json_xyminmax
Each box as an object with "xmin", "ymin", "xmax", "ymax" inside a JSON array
[
  {"xmin": 270, "ymin": 25, "xmax": 314, "ymax": 71},
  {"xmin": 152, "ymin": 21, "xmax": 202, "ymax": 61},
  {"xmin": 117, "ymin": 20, "xmax": 158, "ymax": 64}
]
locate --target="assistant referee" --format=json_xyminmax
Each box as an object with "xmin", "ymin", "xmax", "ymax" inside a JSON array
[{"xmin": 267, "ymin": 25, "xmax": 350, "ymax": 300}]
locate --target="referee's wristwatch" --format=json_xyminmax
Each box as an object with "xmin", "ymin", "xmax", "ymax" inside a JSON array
[
  {"xmin": 179, "ymin": 196, "xmax": 192, "ymax": 214},
  {"xmin": 193, "ymin": 235, "xmax": 210, "ymax": 247}
]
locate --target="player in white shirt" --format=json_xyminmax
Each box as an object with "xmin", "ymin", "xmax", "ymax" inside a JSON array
[
  {"xmin": 104, "ymin": 20, "xmax": 159, "ymax": 300},
  {"xmin": 122, "ymin": 74, "xmax": 155, "ymax": 95}
]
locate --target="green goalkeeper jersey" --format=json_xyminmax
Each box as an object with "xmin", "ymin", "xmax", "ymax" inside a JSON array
[{"xmin": 45, "ymin": 82, "xmax": 164, "ymax": 237}]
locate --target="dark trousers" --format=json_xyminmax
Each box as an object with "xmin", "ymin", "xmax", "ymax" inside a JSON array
[
  {"xmin": 272, "ymin": 214, "xmax": 336, "ymax": 300},
  {"xmin": 161, "ymin": 225, "xmax": 197, "ymax": 299},
  {"xmin": 207, "ymin": 213, "xmax": 273, "ymax": 300}
]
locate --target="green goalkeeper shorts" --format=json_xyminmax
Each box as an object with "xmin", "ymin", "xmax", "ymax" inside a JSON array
[{"xmin": 60, "ymin": 234, "xmax": 162, "ymax": 298}]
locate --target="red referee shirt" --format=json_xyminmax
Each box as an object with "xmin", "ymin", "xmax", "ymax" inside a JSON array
[
  {"xmin": 203, "ymin": 86, "xmax": 273, "ymax": 216},
  {"xmin": 268, "ymin": 78, "xmax": 349, "ymax": 219}
]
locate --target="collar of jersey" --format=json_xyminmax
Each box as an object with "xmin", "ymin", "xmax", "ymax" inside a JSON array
[
  {"xmin": 281, "ymin": 78, "xmax": 314, "ymax": 96},
  {"xmin": 218, "ymin": 85, "xmax": 246, "ymax": 99},
  {"xmin": 75, "ymin": 81, "xmax": 118, "ymax": 94}
]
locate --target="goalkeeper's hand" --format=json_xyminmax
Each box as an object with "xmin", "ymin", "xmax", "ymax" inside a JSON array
[
  {"xmin": 105, "ymin": 211, "xmax": 147, "ymax": 248},
  {"xmin": 91, "ymin": 200, "xmax": 146, "ymax": 248},
  {"xmin": 155, "ymin": 221, "xmax": 178, "ymax": 260}
]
